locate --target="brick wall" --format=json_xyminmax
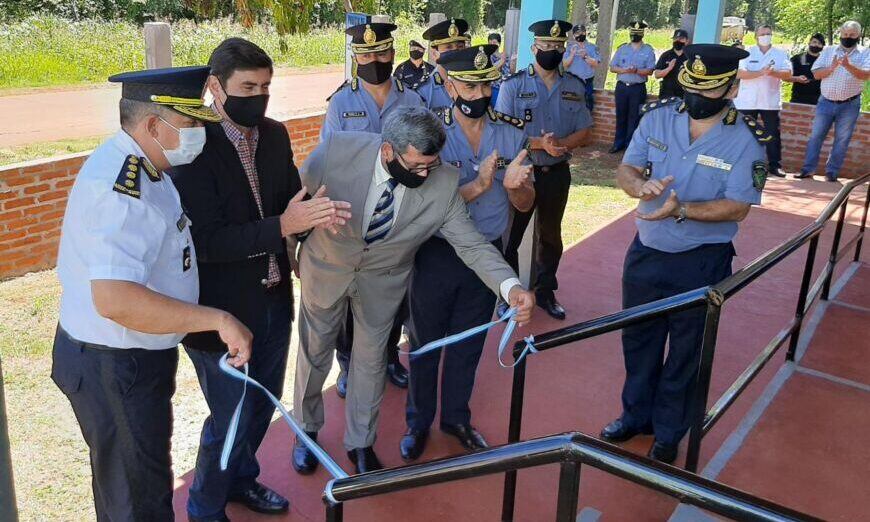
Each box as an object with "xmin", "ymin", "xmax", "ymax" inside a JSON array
[
  {"xmin": 588, "ymin": 89, "xmax": 869, "ymax": 175},
  {"xmin": 0, "ymin": 113, "xmax": 325, "ymax": 280}
]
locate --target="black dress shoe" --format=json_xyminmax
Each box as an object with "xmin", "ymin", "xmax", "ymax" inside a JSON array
[
  {"xmin": 347, "ymin": 446, "xmax": 383, "ymax": 474},
  {"xmin": 647, "ymin": 440, "xmax": 678, "ymax": 464},
  {"xmin": 608, "ymin": 145, "xmax": 625, "ymax": 154},
  {"xmin": 770, "ymin": 168, "xmax": 787, "ymax": 178},
  {"xmin": 400, "ymin": 429, "xmax": 429, "ymax": 461},
  {"xmin": 227, "ymin": 482, "xmax": 289, "ymax": 515},
  {"xmin": 291, "ymin": 431, "xmax": 319, "ymax": 475},
  {"xmin": 599, "ymin": 417, "xmax": 653, "ymax": 443},
  {"xmin": 536, "ymin": 294, "xmax": 566, "ymax": 320},
  {"xmin": 336, "ymin": 370, "xmax": 348, "ymax": 399},
  {"xmin": 794, "ymin": 171, "xmax": 813, "ymax": 179},
  {"xmin": 387, "ymin": 361, "xmax": 409, "ymax": 388},
  {"xmin": 440, "ymin": 423, "xmax": 488, "ymax": 451}
]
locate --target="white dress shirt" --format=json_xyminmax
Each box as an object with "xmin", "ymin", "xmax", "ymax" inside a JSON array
[
  {"xmin": 812, "ymin": 44, "xmax": 870, "ymax": 101},
  {"xmin": 734, "ymin": 45, "xmax": 793, "ymax": 111},
  {"xmin": 57, "ymin": 131, "xmax": 199, "ymax": 349},
  {"xmin": 363, "ymin": 151, "xmax": 521, "ymax": 302}
]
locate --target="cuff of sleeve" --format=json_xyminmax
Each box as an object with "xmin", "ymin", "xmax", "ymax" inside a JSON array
[
  {"xmin": 262, "ymin": 215, "xmax": 285, "ymax": 254},
  {"xmin": 89, "ymin": 265, "xmax": 148, "ymax": 284},
  {"xmin": 500, "ymin": 278, "xmax": 522, "ymax": 303}
]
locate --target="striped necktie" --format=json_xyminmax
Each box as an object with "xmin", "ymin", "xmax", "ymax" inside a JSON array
[{"xmin": 365, "ymin": 178, "xmax": 399, "ymax": 244}]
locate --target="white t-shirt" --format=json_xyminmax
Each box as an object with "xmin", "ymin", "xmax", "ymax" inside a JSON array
[{"xmin": 734, "ymin": 45, "xmax": 793, "ymax": 111}]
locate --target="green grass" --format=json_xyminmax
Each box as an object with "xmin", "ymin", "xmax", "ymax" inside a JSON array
[
  {"xmin": 0, "ymin": 146, "xmax": 631, "ymax": 521},
  {"xmin": 0, "ymin": 136, "xmax": 104, "ymax": 166}
]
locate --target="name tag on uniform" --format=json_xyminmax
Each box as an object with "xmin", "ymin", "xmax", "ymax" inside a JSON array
[
  {"xmin": 696, "ymin": 154, "xmax": 732, "ymax": 171},
  {"xmin": 646, "ymin": 137, "xmax": 668, "ymax": 152},
  {"xmin": 342, "ymin": 111, "xmax": 366, "ymax": 118},
  {"xmin": 561, "ymin": 91, "xmax": 582, "ymax": 102},
  {"xmin": 518, "ymin": 92, "xmax": 536, "ymax": 98}
]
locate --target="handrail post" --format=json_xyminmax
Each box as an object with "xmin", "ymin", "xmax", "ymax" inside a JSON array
[
  {"xmin": 821, "ymin": 200, "xmax": 849, "ymax": 300},
  {"xmin": 0, "ymin": 355, "xmax": 18, "ymax": 522},
  {"xmin": 685, "ymin": 292, "xmax": 723, "ymax": 473},
  {"xmin": 787, "ymin": 235, "xmax": 820, "ymax": 361},
  {"xmin": 325, "ymin": 499, "xmax": 343, "ymax": 522},
  {"xmin": 854, "ymin": 186, "xmax": 869, "ymax": 262},
  {"xmin": 501, "ymin": 352, "xmax": 528, "ymax": 521},
  {"xmin": 554, "ymin": 461, "xmax": 581, "ymax": 522}
]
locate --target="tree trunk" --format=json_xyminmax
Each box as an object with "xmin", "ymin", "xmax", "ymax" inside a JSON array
[
  {"xmin": 594, "ymin": 0, "xmax": 620, "ymax": 89},
  {"xmin": 571, "ymin": 0, "xmax": 589, "ymax": 25},
  {"xmin": 343, "ymin": 0, "xmax": 354, "ymax": 13}
]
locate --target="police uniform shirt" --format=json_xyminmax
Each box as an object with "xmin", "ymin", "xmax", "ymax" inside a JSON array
[
  {"xmin": 612, "ymin": 42, "xmax": 656, "ymax": 84},
  {"xmin": 565, "ymin": 40, "xmax": 600, "ymax": 80},
  {"xmin": 495, "ymin": 65, "xmax": 593, "ymax": 166},
  {"xmin": 734, "ymin": 45, "xmax": 792, "ymax": 110},
  {"xmin": 321, "ymin": 77, "xmax": 424, "ymax": 139},
  {"xmin": 394, "ymin": 58, "xmax": 435, "ymax": 89},
  {"xmin": 57, "ymin": 130, "xmax": 198, "ymax": 349},
  {"xmin": 623, "ymin": 102, "xmax": 766, "ymax": 253},
  {"xmin": 415, "ymin": 70, "xmax": 454, "ymax": 114},
  {"xmin": 439, "ymin": 108, "xmax": 529, "ymax": 241}
]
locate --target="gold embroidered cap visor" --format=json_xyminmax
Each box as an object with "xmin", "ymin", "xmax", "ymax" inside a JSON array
[
  {"xmin": 677, "ymin": 43, "xmax": 749, "ymax": 91},
  {"xmin": 152, "ymin": 96, "xmax": 222, "ymax": 122},
  {"xmin": 346, "ymin": 22, "xmax": 398, "ymax": 54}
]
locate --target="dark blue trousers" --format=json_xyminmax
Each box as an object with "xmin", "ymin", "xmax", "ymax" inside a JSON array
[
  {"xmin": 51, "ymin": 326, "xmax": 178, "ymax": 522},
  {"xmin": 620, "ymin": 236, "xmax": 734, "ymax": 445},
  {"xmin": 185, "ymin": 292, "xmax": 291, "ymax": 521},
  {"xmin": 613, "ymin": 82, "xmax": 647, "ymax": 150},
  {"xmin": 406, "ymin": 236, "xmax": 499, "ymax": 431}
]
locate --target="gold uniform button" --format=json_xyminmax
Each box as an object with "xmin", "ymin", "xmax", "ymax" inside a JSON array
[
  {"xmin": 126, "ymin": 172, "xmax": 136, "ymax": 180},
  {"xmin": 129, "ymin": 156, "xmax": 139, "ymax": 164},
  {"xmin": 124, "ymin": 180, "xmax": 135, "ymax": 188}
]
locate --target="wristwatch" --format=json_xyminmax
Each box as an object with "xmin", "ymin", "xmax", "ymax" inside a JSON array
[{"xmin": 675, "ymin": 204, "xmax": 688, "ymax": 224}]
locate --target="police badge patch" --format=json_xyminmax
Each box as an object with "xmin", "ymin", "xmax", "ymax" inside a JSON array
[{"xmin": 752, "ymin": 160, "xmax": 768, "ymax": 191}]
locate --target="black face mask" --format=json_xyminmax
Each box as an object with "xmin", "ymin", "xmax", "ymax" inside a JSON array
[
  {"xmin": 673, "ymin": 41, "xmax": 686, "ymax": 51},
  {"xmin": 576, "ymin": 34, "xmax": 586, "ymax": 42},
  {"xmin": 409, "ymin": 50, "xmax": 424, "ymax": 60},
  {"xmin": 219, "ymin": 82, "xmax": 269, "ymax": 128},
  {"xmin": 386, "ymin": 156, "xmax": 427, "ymax": 188},
  {"xmin": 357, "ymin": 60, "xmax": 393, "ymax": 85},
  {"xmin": 631, "ymin": 33, "xmax": 644, "ymax": 43},
  {"xmin": 840, "ymin": 36, "xmax": 858, "ymax": 48},
  {"xmin": 683, "ymin": 88, "xmax": 731, "ymax": 120},
  {"xmin": 535, "ymin": 49, "xmax": 564, "ymax": 70},
  {"xmin": 455, "ymin": 95, "xmax": 491, "ymax": 119},
  {"xmin": 808, "ymin": 45, "xmax": 824, "ymax": 54}
]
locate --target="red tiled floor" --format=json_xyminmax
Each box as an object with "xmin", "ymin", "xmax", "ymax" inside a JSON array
[
  {"xmin": 798, "ymin": 303, "xmax": 870, "ymax": 386},
  {"xmin": 835, "ymin": 265, "xmax": 870, "ymax": 308},
  {"xmin": 716, "ymin": 374, "xmax": 870, "ymax": 522}
]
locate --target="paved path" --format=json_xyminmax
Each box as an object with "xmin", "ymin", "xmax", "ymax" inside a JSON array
[{"xmin": 0, "ymin": 67, "xmax": 344, "ymax": 148}]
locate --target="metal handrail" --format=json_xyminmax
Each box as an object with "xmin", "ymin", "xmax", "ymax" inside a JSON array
[{"xmin": 325, "ymin": 432, "xmax": 820, "ymax": 522}]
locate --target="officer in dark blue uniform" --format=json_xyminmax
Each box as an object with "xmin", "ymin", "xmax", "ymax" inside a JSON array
[
  {"xmin": 600, "ymin": 44, "xmax": 770, "ymax": 464},
  {"xmin": 416, "ymin": 18, "xmax": 471, "ymax": 113},
  {"xmin": 400, "ymin": 45, "xmax": 534, "ymax": 461},
  {"xmin": 495, "ymin": 19, "xmax": 593, "ymax": 320},
  {"xmin": 609, "ymin": 21, "xmax": 656, "ymax": 153}
]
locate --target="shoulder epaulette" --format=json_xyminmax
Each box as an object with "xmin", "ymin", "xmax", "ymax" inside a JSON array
[
  {"xmin": 140, "ymin": 156, "xmax": 160, "ymax": 181},
  {"xmin": 722, "ymin": 107, "xmax": 739, "ymax": 126},
  {"xmin": 394, "ymin": 77, "xmax": 405, "ymax": 92},
  {"xmin": 488, "ymin": 107, "xmax": 525, "ymax": 129},
  {"xmin": 741, "ymin": 114, "xmax": 773, "ymax": 143},
  {"xmin": 434, "ymin": 71, "xmax": 444, "ymax": 85},
  {"xmin": 113, "ymin": 155, "xmax": 142, "ymax": 199},
  {"xmin": 640, "ymin": 96, "xmax": 681, "ymax": 116},
  {"xmin": 326, "ymin": 80, "xmax": 350, "ymax": 102}
]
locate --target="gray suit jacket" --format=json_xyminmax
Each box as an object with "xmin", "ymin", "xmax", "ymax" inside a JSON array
[{"xmin": 298, "ymin": 131, "xmax": 517, "ymax": 325}]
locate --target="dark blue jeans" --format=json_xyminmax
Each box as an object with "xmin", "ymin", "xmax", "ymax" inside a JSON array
[
  {"xmin": 800, "ymin": 96, "xmax": 861, "ymax": 179},
  {"xmin": 185, "ymin": 292, "xmax": 291, "ymax": 521}
]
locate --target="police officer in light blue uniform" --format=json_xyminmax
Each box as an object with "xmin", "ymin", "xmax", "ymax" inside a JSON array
[
  {"xmin": 601, "ymin": 44, "xmax": 770, "ymax": 465},
  {"xmin": 609, "ymin": 21, "xmax": 656, "ymax": 153},
  {"xmin": 495, "ymin": 19, "xmax": 593, "ymax": 320},
  {"xmin": 322, "ymin": 22, "xmax": 424, "ymax": 139},
  {"xmin": 400, "ymin": 45, "xmax": 535, "ymax": 461},
  {"xmin": 415, "ymin": 18, "xmax": 471, "ymax": 114},
  {"xmin": 51, "ymin": 66, "xmax": 253, "ymax": 521},
  {"xmin": 563, "ymin": 24, "xmax": 600, "ymax": 111}
]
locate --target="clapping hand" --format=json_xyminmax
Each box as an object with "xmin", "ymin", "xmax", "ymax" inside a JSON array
[
  {"xmin": 540, "ymin": 131, "xmax": 568, "ymax": 157},
  {"xmin": 477, "ymin": 150, "xmax": 498, "ymax": 191},
  {"xmin": 503, "ymin": 149, "xmax": 532, "ymax": 190},
  {"xmin": 635, "ymin": 175, "xmax": 674, "ymax": 200},
  {"xmin": 637, "ymin": 189, "xmax": 681, "ymax": 221},
  {"xmin": 280, "ymin": 185, "xmax": 352, "ymax": 236}
]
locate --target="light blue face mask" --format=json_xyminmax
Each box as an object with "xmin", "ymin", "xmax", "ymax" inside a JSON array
[{"xmin": 154, "ymin": 117, "xmax": 206, "ymax": 167}]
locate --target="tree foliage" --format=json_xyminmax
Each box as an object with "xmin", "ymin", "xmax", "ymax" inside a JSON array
[{"xmin": 775, "ymin": 0, "xmax": 867, "ymax": 43}]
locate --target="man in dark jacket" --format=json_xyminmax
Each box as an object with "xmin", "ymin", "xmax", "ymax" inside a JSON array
[
  {"xmin": 790, "ymin": 33, "xmax": 825, "ymax": 105},
  {"xmin": 394, "ymin": 39, "xmax": 435, "ymax": 89},
  {"xmin": 172, "ymin": 38, "xmax": 350, "ymax": 522}
]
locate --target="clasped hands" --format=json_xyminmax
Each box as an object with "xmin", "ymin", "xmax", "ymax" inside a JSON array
[{"xmin": 633, "ymin": 175, "xmax": 681, "ymax": 221}]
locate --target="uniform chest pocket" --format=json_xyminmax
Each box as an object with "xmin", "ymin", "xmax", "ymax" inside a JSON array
[{"xmin": 685, "ymin": 165, "xmax": 729, "ymax": 201}]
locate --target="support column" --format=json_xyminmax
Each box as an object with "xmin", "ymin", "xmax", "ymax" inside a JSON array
[
  {"xmin": 516, "ymin": 0, "xmax": 569, "ymax": 70},
  {"xmin": 143, "ymin": 22, "xmax": 172, "ymax": 69},
  {"xmin": 692, "ymin": 0, "xmax": 726, "ymax": 43}
]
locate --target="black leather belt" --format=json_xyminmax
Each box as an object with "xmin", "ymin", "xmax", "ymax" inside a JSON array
[
  {"xmin": 535, "ymin": 161, "xmax": 568, "ymax": 173},
  {"xmin": 825, "ymin": 94, "xmax": 860, "ymax": 104}
]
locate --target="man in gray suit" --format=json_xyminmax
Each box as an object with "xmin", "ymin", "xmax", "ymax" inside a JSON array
[{"xmin": 291, "ymin": 107, "xmax": 535, "ymax": 473}]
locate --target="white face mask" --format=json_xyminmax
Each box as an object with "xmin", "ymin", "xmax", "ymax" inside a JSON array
[
  {"xmin": 154, "ymin": 117, "xmax": 206, "ymax": 167},
  {"xmin": 757, "ymin": 35, "xmax": 772, "ymax": 46}
]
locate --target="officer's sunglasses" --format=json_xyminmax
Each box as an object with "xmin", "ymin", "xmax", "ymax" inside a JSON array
[{"xmin": 396, "ymin": 151, "xmax": 442, "ymax": 174}]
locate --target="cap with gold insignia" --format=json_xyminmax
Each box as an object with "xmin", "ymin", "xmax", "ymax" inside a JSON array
[
  {"xmin": 437, "ymin": 44, "xmax": 502, "ymax": 83},
  {"xmin": 108, "ymin": 65, "xmax": 221, "ymax": 123},
  {"xmin": 628, "ymin": 20, "xmax": 649, "ymax": 35},
  {"xmin": 346, "ymin": 22, "xmax": 397, "ymax": 54},
  {"xmin": 423, "ymin": 18, "xmax": 470, "ymax": 47},
  {"xmin": 529, "ymin": 19, "xmax": 573, "ymax": 42},
  {"xmin": 678, "ymin": 43, "xmax": 749, "ymax": 91}
]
